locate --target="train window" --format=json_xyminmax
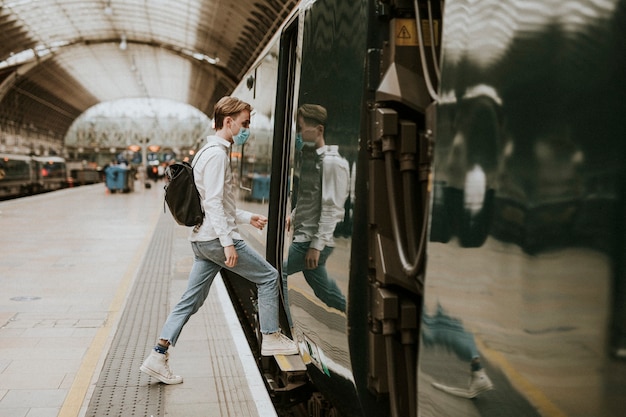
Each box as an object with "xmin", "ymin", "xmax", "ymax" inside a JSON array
[
  {"xmin": 0, "ymin": 156, "xmax": 31, "ymax": 181},
  {"xmin": 280, "ymin": 2, "xmax": 366, "ymax": 380}
]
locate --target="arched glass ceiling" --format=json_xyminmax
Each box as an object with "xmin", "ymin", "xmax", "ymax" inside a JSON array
[
  {"xmin": 64, "ymin": 98, "xmax": 211, "ymax": 152},
  {"xmin": 0, "ymin": 0, "xmax": 297, "ymax": 146}
]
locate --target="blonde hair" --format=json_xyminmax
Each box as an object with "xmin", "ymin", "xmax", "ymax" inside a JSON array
[
  {"xmin": 297, "ymin": 104, "xmax": 327, "ymax": 127},
  {"xmin": 213, "ymin": 96, "xmax": 253, "ymax": 129}
]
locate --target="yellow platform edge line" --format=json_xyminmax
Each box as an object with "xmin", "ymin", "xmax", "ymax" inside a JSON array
[{"xmin": 474, "ymin": 337, "xmax": 567, "ymax": 417}]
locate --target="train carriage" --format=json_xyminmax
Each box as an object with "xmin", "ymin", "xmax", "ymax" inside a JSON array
[
  {"xmin": 0, "ymin": 153, "xmax": 37, "ymax": 198},
  {"xmin": 0, "ymin": 154, "xmax": 69, "ymax": 199},
  {"xmin": 32, "ymin": 155, "xmax": 68, "ymax": 192}
]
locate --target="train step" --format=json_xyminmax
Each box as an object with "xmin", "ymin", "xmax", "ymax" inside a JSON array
[{"xmin": 274, "ymin": 353, "xmax": 307, "ymax": 373}]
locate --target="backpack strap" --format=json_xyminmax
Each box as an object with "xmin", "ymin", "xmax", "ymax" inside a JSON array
[
  {"xmin": 187, "ymin": 144, "xmax": 219, "ymax": 231},
  {"xmin": 191, "ymin": 144, "xmax": 217, "ymax": 169},
  {"xmin": 162, "ymin": 144, "xmax": 215, "ymax": 216}
]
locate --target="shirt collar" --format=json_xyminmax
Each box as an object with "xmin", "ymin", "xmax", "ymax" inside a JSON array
[
  {"xmin": 302, "ymin": 145, "xmax": 326, "ymax": 158},
  {"xmin": 206, "ymin": 135, "xmax": 231, "ymax": 148}
]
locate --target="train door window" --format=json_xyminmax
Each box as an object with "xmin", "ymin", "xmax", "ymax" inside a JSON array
[{"xmin": 281, "ymin": 1, "xmax": 367, "ymax": 378}]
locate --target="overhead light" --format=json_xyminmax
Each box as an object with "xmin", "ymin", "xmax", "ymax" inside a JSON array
[
  {"xmin": 119, "ymin": 35, "xmax": 127, "ymax": 51},
  {"xmin": 204, "ymin": 55, "xmax": 219, "ymax": 65},
  {"xmin": 183, "ymin": 49, "xmax": 219, "ymax": 65}
]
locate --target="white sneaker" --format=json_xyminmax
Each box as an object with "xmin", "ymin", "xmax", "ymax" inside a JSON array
[
  {"xmin": 261, "ymin": 332, "xmax": 298, "ymax": 356},
  {"xmin": 467, "ymin": 369, "xmax": 494, "ymax": 397},
  {"xmin": 432, "ymin": 369, "xmax": 493, "ymax": 399},
  {"xmin": 140, "ymin": 350, "xmax": 183, "ymax": 384}
]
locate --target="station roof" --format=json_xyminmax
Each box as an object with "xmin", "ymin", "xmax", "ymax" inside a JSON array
[{"xmin": 0, "ymin": 0, "xmax": 296, "ymax": 142}]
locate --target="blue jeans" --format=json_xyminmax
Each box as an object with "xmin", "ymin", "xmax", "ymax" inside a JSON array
[
  {"xmin": 282, "ymin": 241, "xmax": 346, "ymax": 327},
  {"xmin": 421, "ymin": 304, "xmax": 479, "ymax": 362},
  {"xmin": 160, "ymin": 239, "xmax": 280, "ymax": 346}
]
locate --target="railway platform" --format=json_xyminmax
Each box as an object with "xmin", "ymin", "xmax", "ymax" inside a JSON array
[{"xmin": 0, "ymin": 183, "xmax": 277, "ymax": 417}]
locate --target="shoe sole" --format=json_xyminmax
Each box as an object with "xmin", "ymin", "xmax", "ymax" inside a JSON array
[
  {"xmin": 140, "ymin": 365, "xmax": 183, "ymax": 384},
  {"xmin": 432, "ymin": 382, "xmax": 493, "ymax": 399},
  {"xmin": 261, "ymin": 348, "xmax": 299, "ymax": 356},
  {"xmin": 469, "ymin": 383, "xmax": 494, "ymax": 398}
]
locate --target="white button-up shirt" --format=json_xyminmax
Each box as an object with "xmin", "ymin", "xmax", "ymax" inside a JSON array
[
  {"xmin": 292, "ymin": 144, "xmax": 350, "ymax": 251},
  {"xmin": 189, "ymin": 135, "xmax": 252, "ymax": 246}
]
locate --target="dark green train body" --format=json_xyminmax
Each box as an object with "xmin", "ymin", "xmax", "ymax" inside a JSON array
[{"xmin": 220, "ymin": 1, "xmax": 626, "ymax": 416}]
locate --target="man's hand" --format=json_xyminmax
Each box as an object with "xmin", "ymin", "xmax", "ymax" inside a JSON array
[
  {"xmin": 250, "ymin": 214, "xmax": 268, "ymax": 230},
  {"xmin": 224, "ymin": 245, "xmax": 238, "ymax": 267},
  {"xmin": 305, "ymin": 247, "xmax": 320, "ymax": 269}
]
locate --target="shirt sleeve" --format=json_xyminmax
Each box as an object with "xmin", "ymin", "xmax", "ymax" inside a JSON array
[{"xmin": 236, "ymin": 208, "xmax": 253, "ymax": 225}]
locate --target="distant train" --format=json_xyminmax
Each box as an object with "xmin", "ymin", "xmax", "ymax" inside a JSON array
[
  {"xmin": 201, "ymin": 1, "xmax": 626, "ymax": 416},
  {"xmin": 0, "ymin": 153, "xmax": 103, "ymax": 199},
  {"xmin": 0, "ymin": 153, "xmax": 70, "ymax": 199}
]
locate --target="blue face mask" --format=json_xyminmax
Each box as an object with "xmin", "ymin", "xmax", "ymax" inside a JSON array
[
  {"xmin": 233, "ymin": 127, "xmax": 250, "ymax": 146},
  {"xmin": 231, "ymin": 121, "xmax": 250, "ymax": 146},
  {"xmin": 295, "ymin": 133, "xmax": 304, "ymax": 151}
]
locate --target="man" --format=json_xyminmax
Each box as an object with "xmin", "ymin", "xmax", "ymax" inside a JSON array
[
  {"xmin": 140, "ymin": 96, "xmax": 298, "ymax": 385},
  {"xmin": 282, "ymin": 104, "xmax": 350, "ymax": 327}
]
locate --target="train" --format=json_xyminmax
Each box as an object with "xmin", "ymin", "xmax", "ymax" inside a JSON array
[
  {"xmin": 0, "ymin": 153, "xmax": 70, "ymax": 199},
  {"xmin": 210, "ymin": 0, "xmax": 626, "ymax": 416},
  {"xmin": 0, "ymin": 154, "xmax": 104, "ymax": 199}
]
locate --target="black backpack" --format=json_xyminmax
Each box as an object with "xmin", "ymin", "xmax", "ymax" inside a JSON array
[{"xmin": 163, "ymin": 146, "xmax": 210, "ymax": 229}]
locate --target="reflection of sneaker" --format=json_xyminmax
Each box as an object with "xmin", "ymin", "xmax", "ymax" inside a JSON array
[
  {"xmin": 432, "ymin": 369, "xmax": 493, "ymax": 399},
  {"xmin": 261, "ymin": 332, "xmax": 298, "ymax": 356},
  {"xmin": 140, "ymin": 351, "xmax": 183, "ymax": 384},
  {"xmin": 468, "ymin": 369, "xmax": 494, "ymax": 397}
]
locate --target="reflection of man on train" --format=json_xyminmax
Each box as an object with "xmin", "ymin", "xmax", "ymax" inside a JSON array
[{"xmin": 282, "ymin": 104, "xmax": 350, "ymax": 325}]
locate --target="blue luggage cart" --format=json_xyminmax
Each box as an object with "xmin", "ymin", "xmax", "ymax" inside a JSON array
[
  {"xmin": 251, "ymin": 174, "xmax": 270, "ymax": 201},
  {"xmin": 105, "ymin": 165, "xmax": 132, "ymax": 193}
]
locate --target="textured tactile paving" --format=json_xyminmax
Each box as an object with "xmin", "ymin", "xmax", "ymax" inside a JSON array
[{"xmin": 85, "ymin": 213, "xmax": 173, "ymax": 417}]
